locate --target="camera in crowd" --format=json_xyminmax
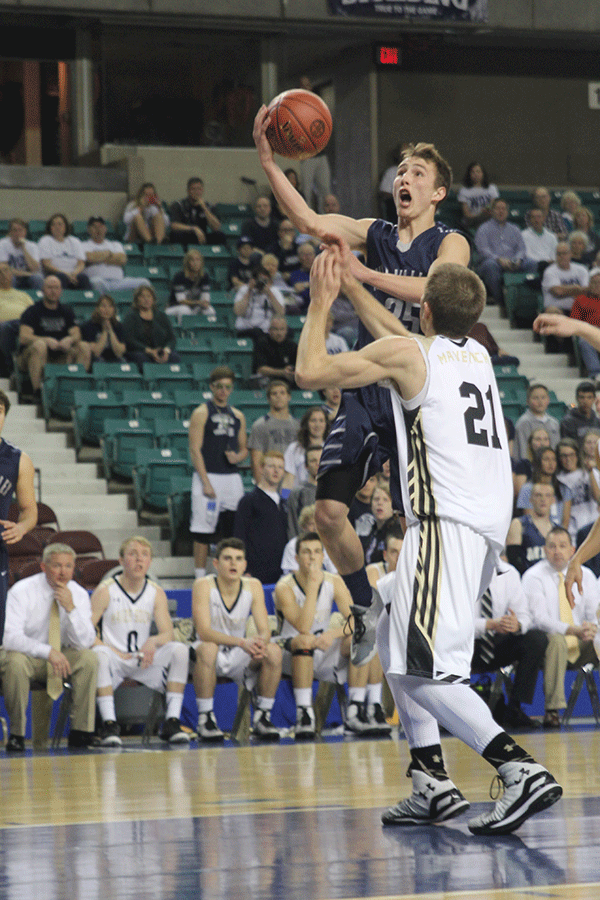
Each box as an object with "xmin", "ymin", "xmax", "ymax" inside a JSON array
[{"xmin": 250, "ymin": 259, "xmax": 270, "ymax": 291}]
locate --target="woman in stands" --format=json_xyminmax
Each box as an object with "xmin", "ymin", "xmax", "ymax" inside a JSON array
[
  {"xmin": 38, "ymin": 213, "xmax": 92, "ymax": 290},
  {"xmin": 122, "ymin": 285, "xmax": 180, "ymax": 370},
  {"xmin": 359, "ymin": 483, "xmax": 399, "ymax": 566},
  {"xmin": 123, "ymin": 182, "xmax": 169, "ymax": 245},
  {"xmin": 556, "ymin": 437, "xmax": 597, "ymax": 536},
  {"xmin": 573, "ymin": 206, "xmax": 600, "ymax": 264},
  {"xmin": 166, "ymin": 248, "xmax": 215, "ymax": 325},
  {"xmin": 516, "ymin": 446, "xmax": 572, "ymax": 529},
  {"xmin": 457, "ymin": 161, "xmax": 499, "ymax": 231},
  {"xmin": 80, "ymin": 294, "xmax": 126, "ymax": 365},
  {"xmin": 283, "ymin": 406, "xmax": 329, "ymax": 489}
]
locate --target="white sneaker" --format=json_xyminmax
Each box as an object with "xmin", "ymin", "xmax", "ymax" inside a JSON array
[
  {"xmin": 382, "ymin": 770, "xmax": 470, "ymax": 826},
  {"xmin": 366, "ymin": 703, "xmax": 392, "ymax": 737},
  {"xmin": 350, "ymin": 588, "xmax": 383, "ymax": 666},
  {"xmin": 252, "ymin": 709, "xmax": 281, "ymax": 741},
  {"xmin": 197, "ymin": 711, "xmax": 225, "ymax": 743},
  {"xmin": 295, "ymin": 706, "xmax": 316, "ymax": 741},
  {"xmin": 468, "ymin": 761, "xmax": 562, "ymax": 835},
  {"xmin": 344, "ymin": 701, "xmax": 371, "ymax": 735}
]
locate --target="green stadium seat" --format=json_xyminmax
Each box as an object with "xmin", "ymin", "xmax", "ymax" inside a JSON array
[
  {"xmin": 41, "ymin": 364, "xmax": 96, "ymax": 422},
  {"xmin": 142, "ymin": 362, "xmax": 196, "ymax": 392},
  {"xmin": 27, "ymin": 220, "xmax": 47, "ymax": 240},
  {"xmin": 73, "ymin": 390, "xmax": 128, "ymax": 449},
  {"xmin": 173, "ymin": 338, "xmax": 216, "ymax": 367},
  {"xmin": 210, "ymin": 336, "xmax": 253, "ymax": 378},
  {"xmin": 504, "ymin": 273, "xmax": 542, "ymax": 327},
  {"xmin": 191, "ymin": 361, "xmax": 217, "ymax": 387},
  {"xmin": 172, "ymin": 317, "xmax": 229, "ymax": 340},
  {"xmin": 132, "ymin": 448, "xmax": 192, "ymax": 511},
  {"xmin": 172, "ymin": 389, "xmax": 204, "ymax": 420},
  {"xmin": 101, "ymin": 418, "xmax": 154, "ymax": 480},
  {"xmin": 121, "ymin": 243, "xmax": 144, "ymax": 265},
  {"xmin": 214, "ymin": 203, "xmax": 252, "ymax": 220},
  {"xmin": 123, "ymin": 263, "xmax": 169, "ymax": 291},
  {"xmin": 154, "ymin": 419, "xmax": 191, "ymax": 459},
  {"xmin": 121, "ymin": 389, "xmax": 178, "ymax": 421},
  {"xmin": 92, "ymin": 361, "xmax": 144, "ymax": 396},
  {"xmin": 166, "ymin": 475, "xmax": 192, "ymax": 555},
  {"xmin": 501, "ymin": 401, "xmax": 526, "ymax": 425},
  {"xmin": 144, "ymin": 244, "xmax": 186, "ymax": 262}
]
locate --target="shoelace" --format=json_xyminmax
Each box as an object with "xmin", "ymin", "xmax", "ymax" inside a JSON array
[
  {"xmin": 489, "ymin": 774, "xmax": 505, "ymax": 800},
  {"xmin": 345, "ymin": 610, "xmax": 366, "ymax": 641}
]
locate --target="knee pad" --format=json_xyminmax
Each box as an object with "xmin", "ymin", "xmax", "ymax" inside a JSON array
[{"xmin": 292, "ymin": 647, "xmax": 314, "ymax": 657}]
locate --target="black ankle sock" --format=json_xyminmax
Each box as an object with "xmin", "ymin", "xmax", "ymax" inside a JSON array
[
  {"xmin": 408, "ymin": 744, "xmax": 447, "ymax": 778},
  {"xmin": 482, "ymin": 732, "xmax": 535, "ymax": 770},
  {"xmin": 341, "ymin": 569, "xmax": 372, "ymax": 608}
]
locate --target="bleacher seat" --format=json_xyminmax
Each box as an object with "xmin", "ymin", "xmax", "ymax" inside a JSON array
[
  {"xmin": 92, "ymin": 361, "xmax": 144, "ymax": 396},
  {"xmin": 501, "ymin": 401, "xmax": 526, "ymax": 425},
  {"xmin": 52, "ymin": 529, "xmax": 104, "ymax": 565},
  {"xmin": 73, "ymin": 390, "xmax": 128, "ymax": 449},
  {"xmin": 121, "ymin": 389, "xmax": 178, "ymax": 421},
  {"xmin": 173, "ymin": 338, "xmax": 215, "ymax": 367},
  {"xmin": 504, "ymin": 273, "xmax": 542, "ymax": 327},
  {"xmin": 290, "ymin": 390, "xmax": 321, "ymax": 419},
  {"xmin": 132, "ymin": 448, "xmax": 192, "ymax": 511},
  {"xmin": 172, "ymin": 317, "xmax": 229, "ymax": 340},
  {"xmin": 172, "ymin": 389, "xmax": 202, "ymax": 420},
  {"xmin": 166, "ymin": 474, "xmax": 192, "ymax": 555},
  {"xmin": 123, "ymin": 263, "xmax": 170, "ymax": 292},
  {"xmin": 60, "ymin": 289, "xmax": 98, "ymax": 322},
  {"xmin": 101, "ymin": 418, "xmax": 154, "ymax": 480},
  {"xmin": 153, "ymin": 419, "xmax": 191, "ymax": 458},
  {"xmin": 122, "ymin": 243, "xmax": 144, "ymax": 265},
  {"xmin": 144, "ymin": 244, "xmax": 186, "ymax": 264},
  {"xmin": 142, "ymin": 362, "xmax": 196, "ymax": 392},
  {"xmin": 191, "ymin": 361, "xmax": 217, "ymax": 387},
  {"xmin": 214, "ymin": 202, "xmax": 252, "ymax": 220},
  {"xmin": 41, "ymin": 363, "xmax": 95, "ymax": 422},
  {"xmin": 210, "ymin": 336, "xmax": 253, "ymax": 379},
  {"xmin": 199, "ymin": 245, "xmax": 234, "ymax": 290}
]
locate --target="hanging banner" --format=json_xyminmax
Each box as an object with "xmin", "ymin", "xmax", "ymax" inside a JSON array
[{"xmin": 328, "ymin": 0, "xmax": 488, "ymax": 21}]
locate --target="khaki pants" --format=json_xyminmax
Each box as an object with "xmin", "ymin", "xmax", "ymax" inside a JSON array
[
  {"xmin": 0, "ymin": 648, "xmax": 98, "ymax": 737},
  {"xmin": 543, "ymin": 634, "xmax": 598, "ymax": 710}
]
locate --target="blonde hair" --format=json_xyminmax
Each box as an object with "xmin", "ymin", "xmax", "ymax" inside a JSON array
[
  {"xmin": 298, "ymin": 504, "xmax": 316, "ymax": 530},
  {"xmin": 119, "ymin": 535, "xmax": 153, "ymax": 558}
]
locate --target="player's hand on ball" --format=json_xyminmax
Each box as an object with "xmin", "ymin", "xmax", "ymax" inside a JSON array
[{"xmin": 253, "ymin": 106, "xmax": 274, "ymax": 164}]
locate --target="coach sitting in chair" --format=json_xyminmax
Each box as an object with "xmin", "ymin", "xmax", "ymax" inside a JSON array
[{"xmin": 0, "ymin": 542, "xmax": 99, "ymax": 752}]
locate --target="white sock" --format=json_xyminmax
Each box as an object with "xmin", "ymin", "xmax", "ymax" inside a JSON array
[
  {"xmin": 256, "ymin": 696, "xmax": 274, "ymax": 711},
  {"xmin": 195, "ymin": 567, "xmax": 206, "ymax": 579},
  {"xmin": 294, "ymin": 687, "xmax": 312, "ymax": 709},
  {"xmin": 367, "ymin": 683, "xmax": 382, "ymax": 705},
  {"xmin": 348, "ymin": 686, "xmax": 366, "ymax": 704},
  {"xmin": 166, "ymin": 691, "xmax": 183, "ymax": 720},
  {"xmin": 197, "ymin": 697, "xmax": 213, "ymax": 715},
  {"xmin": 97, "ymin": 695, "xmax": 116, "ymax": 722}
]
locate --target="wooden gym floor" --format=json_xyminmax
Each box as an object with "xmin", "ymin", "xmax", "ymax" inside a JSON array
[{"xmin": 1, "ymin": 726, "xmax": 599, "ymax": 900}]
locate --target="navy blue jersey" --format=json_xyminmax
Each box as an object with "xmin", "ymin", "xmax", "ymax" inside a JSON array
[
  {"xmin": 520, "ymin": 515, "xmax": 547, "ymax": 569},
  {"xmin": 0, "ymin": 438, "xmax": 21, "ymax": 642},
  {"xmin": 202, "ymin": 400, "xmax": 241, "ymax": 475}
]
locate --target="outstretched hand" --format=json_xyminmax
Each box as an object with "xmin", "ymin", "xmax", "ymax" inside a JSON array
[
  {"xmin": 253, "ymin": 105, "xmax": 275, "ymax": 166},
  {"xmin": 309, "ymin": 243, "xmax": 342, "ymax": 311},
  {"xmin": 533, "ymin": 313, "xmax": 578, "ymax": 339}
]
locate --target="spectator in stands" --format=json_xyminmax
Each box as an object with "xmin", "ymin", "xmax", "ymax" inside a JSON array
[
  {"xmin": 475, "ymin": 198, "xmax": 538, "ymax": 305},
  {"xmin": 80, "ymin": 294, "xmax": 126, "ymax": 365},
  {"xmin": 330, "ymin": 289, "xmax": 359, "ymax": 349},
  {"xmin": 573, "ymin": 206, "xmax": 600, "ymax": 263},
  {"xmin": 359, "ymin": 483, "xmax": 399, "ymax": 566},
  {"xmin": 192, "ymin": 537, "xmax": 282, "ymax": 742},
  {"xmin": 324, "ymin": 312, "xmax": 349, "ymax": 354},
  {"xmin": 567, "ymin": 274, "xmax": 600, "ymax": 378},
  {"xmin": 513, "ymin": 383, "xmax": 560, "ymax": 459},
  {"xmin": 287, "ymin": 445, "xmax": 322, "ymax": 537},
  {"xmin": 320, "ymin": 385, "xmax": 341, "ymax": 422},
  {"xmin": 38, "ymin": 214, "xmax": 92, "ymax": 290},
  {"xmin": 515, "ymin": 447, "xmax": 572, "ymax": 530},
  {"xmin": 267, "ymin": 218, "xmax": 300, "ymax": 281},
  {"xmin": 557, "ymin": 437, "xmax": 598, "ymax": 536},
  {"xmin": 522, "ymin": 525, "xmax": 599, "ymax": 728},
  {"xmin": 560, "ymin": 381, "xmax": 600, "ymax": 442},
  {"xmin": 569, "ymin": 231, "xmax": 592, "ymax": 269},
  {"xmin": 323, "ymin": 194, "xmax": 341, "ymax": 215},
  {"xmin": 542, "ymin": 242, "xmax": 589, "ymax": 312},
  {"xmin": 0, "ymin": 261, "xmax": 33, "ymax": 377},
  {"xmin": 506, "ymin": 482, "xmax": 556, "ymax": 575},
  {"xmin": 471, "ymin": 557, "xmax": 547, "ymax": 729},
  {"xmin": 582, "ymin": 427, "xmax": 600, "ymax": 470},
  {"xmin": 526, "ymin": 187, "xmax": 568, "ymax": 240},
  {"xmin": 17, "ymin": 275, "xmax": 91, "ymax": 395},
  {"xmin": 169, "ymin": 176, "xmax": 225, "ymax": 247},
  {"xmin": 0, "ymin": 218, "xmax": 43, "ymax": 289},
  {"xmin": 457, "ymin": 161, "xmax": 499, "ymax": 231},
  {"xmin": 233, "ymin": 259, "xmax": 285, "ymax": 337},
  {"xmin": 253, "ymin": 315, "xmax": 297, "ymax": 385},
  {"xmin": 513, "ymin": 427, "xmax": 551, "ymax": 497},
  {"xmin": 248, "ymin": 379, "xmax": 301, "ymax": 482},
  {"xmin": 270, "ymin": 169, "xmax": 303, "ymax": 221},
  {"xmin": 0, "ymin": 542, "xmax": 99, "ymax": 752},
  {"xmin": 233, "ymin": 450, "xmax": 288, "ymax": 584},
  {"xmin": 274, "ymin": 530, "xmax": 376, "ymax": 738},
  {"xmin": 241, "ymin": 195, "xmax": 279, "ymax": 252},
  {"xmin": 91, "ymin": 536, "xmax": 190, "ymax": 746},
  {"xmin": 188, "ymin": 365, "xmax": 247, "ymax": 580},
  {"xmin": 281, "ymin": 503, "xmax": 336, "ymax": 574},
  {"xmin": 227, "ymin": 236, "xmax": 255, "ymax": 290},
  {"xmin": 260, "ymin": 253, "xmax": 291, "ymax": 297},
  {"xmin": 468, "ymin": 320, "xmax": 519, "ymax": 367},
  {"xmin": 283, "ymin": 406, "xmax": 328, "ymax": 489},
  {"xmin": 560, "ymin": 191, "xmax": 582, "ymax": 234},
  {"xmin": 123, "ymin": 182, "xmax": 169, "ymax": 245},
  {"xmin": 287, "ymin": 242, "xmax": 316, "ymax": 313},
  {"xmin": 521, "ymin": 208, "xmax": 558, "ymax": 270},
  {"xmin": 121, "ymin": 284, "xmax": 180, "ymax": 370},
  {"xmin": 82, "ymin": 216, "xmax": 150, "ymax": 295},
  {"xmin": 166, "ymin": 248, "xmax": 215, "ymax": 325}
]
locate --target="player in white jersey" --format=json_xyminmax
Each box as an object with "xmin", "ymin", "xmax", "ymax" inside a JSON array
[
  {"xmin": 91, "ymin": 536, "xmax": 190, "ymax": 746},
  {"xmin": 296, "ymin": 243, "xmax": 561, "ymax": 836},
  {"xmin": 275, "ymin": 531, "xmax": 384, "ymax": 738},
  {"xmin": 192, "ymin": 538, "xmax": 282, "ymax": 742}
]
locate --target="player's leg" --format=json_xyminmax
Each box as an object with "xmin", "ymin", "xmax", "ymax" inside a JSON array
[
  {"xmin": 365, "ymin": 655, "xmax": 392, "ymax": 736},
  {"xmin": 156, "ymin": 641, "xmax": 190, "ymax": 744},
  {"xmin": 251, "ymin": 641, "xmax": 283, "ymax": 740},
  {"xmin": 339, "ymin": 634, "xmax": 372, "ymax": 735},
  {"xmin": 193, "ymin": 640, "xmax": 224, "ymax": 741},
  {"xmin": 93, "ymin": 645, "xmax": 126, "ymax": 746},
  {"xmin": 290, "ymin": 634, "xmax": 317, "ymax": 739}
]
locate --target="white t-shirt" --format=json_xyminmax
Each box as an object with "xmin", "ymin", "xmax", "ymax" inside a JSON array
[
  {"xmin": 542, "ymin": 262, "xmax": 589, "ymax": 310},
  {"xmin": 81, "ymin": 238, "xmax": 126, "ymax": 280},
  {"xmin": 0, "ymin": 237, "xmax": 40, "ymax": 269},
  {"xmin": 457, "ymin": 184, "xmax": 499, "ymax": 214},
  {"xmin": 521, "ymin": 226, "xmax": 558, "ymax": 263},
  {"xmin": 38, "ymin": 235, "xmax": 85, "ymax": 272}
]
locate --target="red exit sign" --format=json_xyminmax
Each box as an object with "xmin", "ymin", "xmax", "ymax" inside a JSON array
[{"xmin": 374, "ymin": 44, "xmax": 401, "ymax": 67}]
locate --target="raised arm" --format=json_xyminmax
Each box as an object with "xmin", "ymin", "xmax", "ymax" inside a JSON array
[{"xmin": 534, "ymin": 313, "xmax": 600, "ymax": 349}]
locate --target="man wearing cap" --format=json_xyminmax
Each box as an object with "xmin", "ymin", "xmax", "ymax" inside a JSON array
[
  {"xmin": 81, "ymin": 218, "xmax": 151, "ymax": 294},
  {"xmin": 227, "ymin": 235, "xmax": 256, "ymax": 291}
]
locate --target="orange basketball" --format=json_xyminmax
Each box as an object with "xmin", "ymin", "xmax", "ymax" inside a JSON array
[{"xmin": 266, "ymin": 89, "xmax": 332, "ymax": 161}]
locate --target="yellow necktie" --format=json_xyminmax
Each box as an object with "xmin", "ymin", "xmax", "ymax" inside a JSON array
[
  {"xmin": 47, "ymin": 598, "xmax": 63, "ymax": 700},
  {"xmin": 558, "ymin": 573, "xmax": 580, "ymax": 664}
]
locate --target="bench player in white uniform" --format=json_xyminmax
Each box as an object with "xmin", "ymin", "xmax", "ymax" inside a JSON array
[
  {"xmin": 275, "ymin": 531, "xmax": 379, "ymax": 739},
  {"xmin": 91, "ymin": 536, "xmax": 190, "ymax": 746},
  {"xmin": 296, "ymin": 244, "xmax": 562, "ymax": 836},
  {"xmin": 192, "ymin": 538, "xmax": 282, "ymax": 741}
]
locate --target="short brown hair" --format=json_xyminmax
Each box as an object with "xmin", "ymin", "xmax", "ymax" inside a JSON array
[
  {"xmin": 132, "ymin": 284, "xmax": 157, "ymax": 309},
  {"xmin": 210, "ymin": 366, "xmax": 235, "ymax": 384},
  {"xmin": 215, "ymin": 537, "xmax": 245, "ymax": 558},
  {"xmin": 266, "ymin": 379, "xmax": 291, "ymax": 398},
  {"xmin": 423, "ymin": 263, "xmax": 485, "ymax": 338},
  {"xmin": 0, "ymin": 389, "xmax": 11, "ymax": 415},
  {"xmin": 401, "ymin": 142, "xmax": 452, "ymax": 198}
]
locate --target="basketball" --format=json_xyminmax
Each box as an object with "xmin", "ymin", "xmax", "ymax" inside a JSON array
[{"xmin": 265, "ymin": 89, "xmax": 332, "ymax": 161}]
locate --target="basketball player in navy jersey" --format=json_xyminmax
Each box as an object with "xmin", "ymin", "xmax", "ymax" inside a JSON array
[
  {"xmin": 254, "ymin": 109, "xmax": 470, "ymax": 627},
  {"xmin": 0, "ymin": 388, "xmax": 37, "ymax": 643},
  {"xmin": 296, "ymin": 245, "xmax": 561, "ymax": 836}
]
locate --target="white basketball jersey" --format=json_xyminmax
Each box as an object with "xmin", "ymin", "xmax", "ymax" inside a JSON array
[
  {"xmin": 100, "ymin": 576, "xmax": 158, "ymax": 654},
  {"xmin": 208, "ymin": 575, "xmax": 254, "ymax": 640},
  {"xmin": 277, "ymin": 573, "xmax": 336, "ymax": 640},
  {"xmin": 390, "ymin": 334, "xmax": 512, "ymax": 550}
]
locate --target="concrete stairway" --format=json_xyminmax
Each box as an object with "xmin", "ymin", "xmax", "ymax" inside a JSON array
[{"xmin": 1, "ymin": 383, "xmax": 194, "ymax": 588}]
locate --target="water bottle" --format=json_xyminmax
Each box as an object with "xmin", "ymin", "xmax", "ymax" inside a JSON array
[{"xmin": 206, "ymin": 499, "xmax": 218, "ymax": 529}]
